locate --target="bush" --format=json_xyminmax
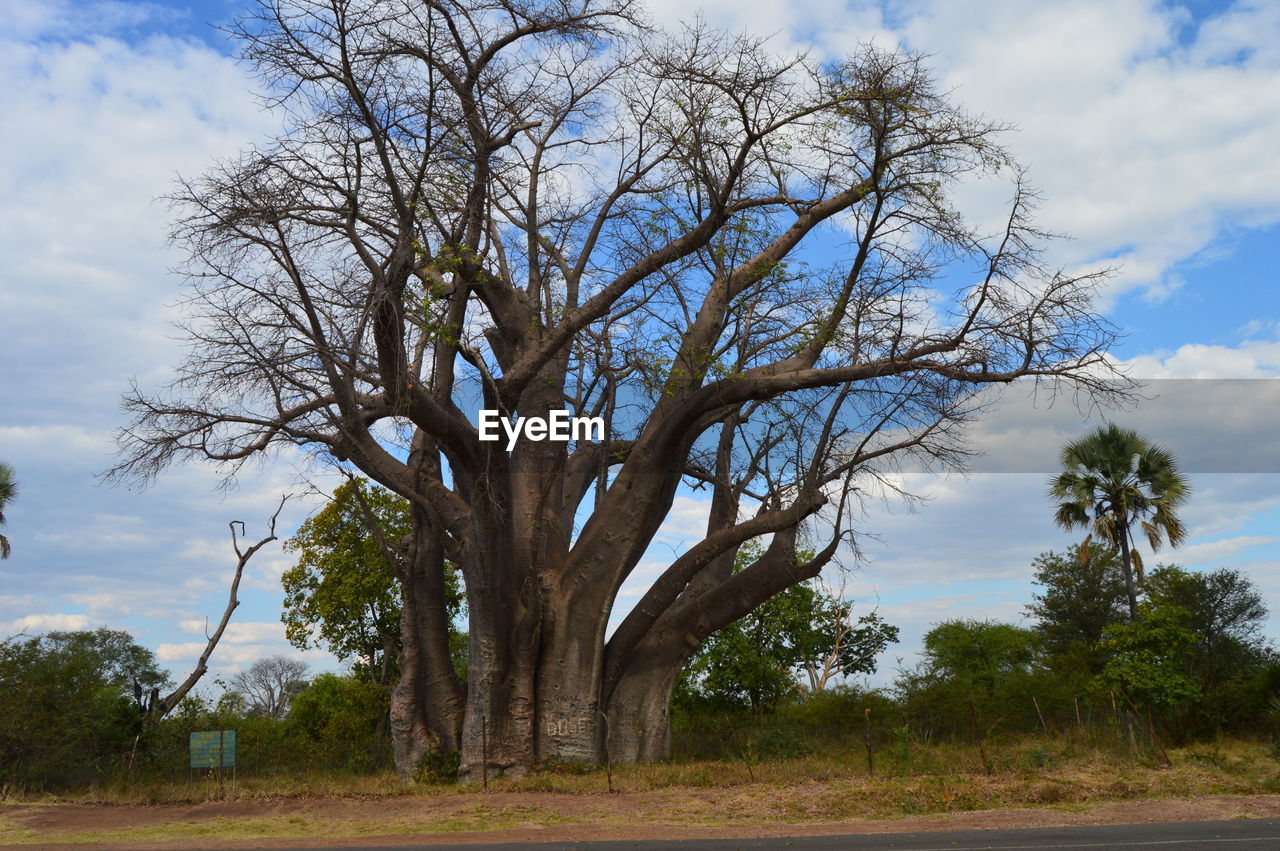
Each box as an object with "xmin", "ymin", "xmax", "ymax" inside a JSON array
[
  {"xmin": 672, "ymin": 684, "xmax": 897, "ymax": 761},
  {"xmin": 0, "ymin": 630, "xmax": 166, "ymax": 792},
  {"xmin": 415, "ymin": 749, "xmax": 461, "ymax": 783},
  {"xmin": 287, "ymin": 673, "xmax": 390, "ymax": 772}
]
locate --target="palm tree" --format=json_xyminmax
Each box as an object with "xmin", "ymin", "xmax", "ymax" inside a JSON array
[
  {"xmin": 1049, "ymin": 424, "xmax": 1190, "ymax": 620},
  {"xmin": 0, "ymin": 461, "xmax": 15, "ymax": 559}
]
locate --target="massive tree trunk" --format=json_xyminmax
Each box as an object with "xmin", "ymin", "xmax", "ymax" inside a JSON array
[
  {"xmin": 397, "ymin": 397, "xmax": 844, "ymax": 776},
  {"xmin": 450, "ymin": 474, "xmax": 541, "ymax": 779},
  {"xmin": 605, "ymin": 633, "xmax": 692, "ymax": 762},
  {"xmin": 533, "ymin": 584, "xmax": 608, "ymax": 764},
  {"xmin": 390, "ymin": 503, "xmax": 465, "ymax": 779}
]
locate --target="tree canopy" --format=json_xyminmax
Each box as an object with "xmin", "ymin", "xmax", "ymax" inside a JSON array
[
  {"xmin": 1027, "ymin": 545, "xmax": 1128, "ymax": 676},
  {"xmin": 676, "ymin": 544, "xmax": 898, "ymax": 713},
  {"xmin": 1144, "ymin": 565, "xmax": 1270, "ymax": 690},
  {"xmin": 919, "ymin": 619, "xmax": 1040, "ymax": 698},
  {"xmin": 229, "ymin": 655, "xmax": 311, "ymax": 720}
]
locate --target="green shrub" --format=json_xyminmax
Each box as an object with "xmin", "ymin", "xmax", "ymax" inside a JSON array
[{"xmin": 416, "ymin": 750, "xmax": 461, "ymax": 783}]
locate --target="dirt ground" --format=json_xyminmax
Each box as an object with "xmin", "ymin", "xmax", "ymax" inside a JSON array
[{"xmin": 4, "ymin": 791, "xmax": 1280, "ymax": 849}]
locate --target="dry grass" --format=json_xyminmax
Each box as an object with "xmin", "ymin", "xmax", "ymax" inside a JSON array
[
  {"xmin": 3, "ymin": 737, "xmax": 1278, "ymax": 846},
  {"xmin": 34, "ymin": 770, "xmax": 420, "ymax": 806},
  {"xmin": 19, "ymin": 736, "xmax": 1280, "ymax": 804}
]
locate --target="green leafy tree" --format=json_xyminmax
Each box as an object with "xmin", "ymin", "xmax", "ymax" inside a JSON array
[
  {"xmin": 797, "ymin": 597, "xmax": 899, "ymax": 692},
  {"xmin": 1049, "ymin": 424, "xmax": 1191, "ymax": 620},
  {"xmin": 1144, "ymin": 565, "xmax": 1269, "ymax": 681},
  {"xmin": 1142, "ymin": 565, "xmax": 1273, "ymax": 732},
  {"xmin": 919, "ymin": 619, "xmax": 1040, "ymax": 699},
  {"xmin": 1093, "ymin": 600, "xmax": 1201, "ymax": 710},
  {"xmin": 282, "ymin": 479, "xmax": 463, "ymax": 685},
  {"xmin": 0, "ymin": 629, "xmax": 169, "ymax": 790},
  {"xmin": 1027, "ymin": 546, "xmax": 1128, "ymax": 676},
  {"xmin": 288, "ymin": 672, "xmax": 392, "ymax": 771},
  {"xmin": 673, "ymin": 543, "xmax": 795, "ymax": 714},
  {"xmin": 0, "ymin": 460, "xmax": 16, "ymax": 559},
  {"xmin": 895, "ymin": 619, "xmax": 1048, "ymax": 740},
  {"xmin": 677, "ymin": 545, "xmax": 898, "ymax": 714},
  {"xmin": 215, "ymin": 688, "xmax": 250, "ymax": 716},
  {"xmin": 37, "ymin": 628, "xmax": 170, "ymax": 702}
]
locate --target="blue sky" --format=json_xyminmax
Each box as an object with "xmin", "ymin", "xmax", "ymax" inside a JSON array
[{"xmin": 1, "ymin": 0, "xmax": 1279, "ymax": 692}]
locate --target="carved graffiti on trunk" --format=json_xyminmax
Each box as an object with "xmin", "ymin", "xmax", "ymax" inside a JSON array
[{"xmin": 545, "ymin": 716, "xmax": 595, "ymax": 738}]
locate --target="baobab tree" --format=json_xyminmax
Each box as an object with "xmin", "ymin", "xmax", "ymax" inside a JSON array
[{"xmin": 111, "ymin": 0, "xmax": 1125, "ymax": 778}]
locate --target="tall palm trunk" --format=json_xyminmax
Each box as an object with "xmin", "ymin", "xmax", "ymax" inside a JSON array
[{"xmin": 1115, "ymin": 507, "xmax": 1139, "ymax": 620}]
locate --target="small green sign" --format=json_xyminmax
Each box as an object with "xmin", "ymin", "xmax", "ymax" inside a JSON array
[{"xmin": 189, "ymin": 730, "xmax": 236, "ymax": 768}]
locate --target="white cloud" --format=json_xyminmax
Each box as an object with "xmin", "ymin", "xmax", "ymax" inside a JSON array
[
  {"xmin": 178, "ymin": 619, "xmax": 286, "ymax": 645},
  {"xmin": 157, "ymin": 641, "xmax": 272, "ymax": 665},
  {"xmin": 155, "ymin": 641, "xmax": 327, "ymax": 678},
  {"xmin": 65, "ymin": 585, "xmax": 218, "ymax": 621},
  {"xmin": 1116, "ymin": 340, "xmax": 1280, "ymax": 378},
  {"xmin": 645, "ymin": 0, "xmax": 1280, "ymax": 303},
  {"xmin": 875, "ymin": 593, "xmax": 1027, "ymax": 625},
  {"xmin": 1192, "ymin": 0, "xmax": 1280, "ymax": 67},
  {"xmin": 3, "ymin": 0, "xmax": 180, "ymax": 41},
  {"xmin": 896, "ymin": 1, "xmax": 1280, "ymax": 303},
  {"xmin": 950, "ymin": 379, "xmax": 1280, "ymax": 474},
  {"xmin": 615, "ymin": 560, "xmax": 670, "ymax": 607},
  {"xmin": 0, "ymin": 426, "xmax": 114, "ymax": 464},
  {"xmin": 1168, "ymin": 476, "xmax": 1280, "ymax": 539},
  {"xmin": 1169, "ymin": 535, "xmax": 1280, "ymax": 566},
  {"xmin": 653, "ymin": 494, "xmax": 714, "ymax": 542},
  {"xmin": 2, "ymin": 612, "xmax": 95, "ymax": 634},
  {"xmin": 0, "ymin": 7, "xmax": 276, "ymax": 421}
]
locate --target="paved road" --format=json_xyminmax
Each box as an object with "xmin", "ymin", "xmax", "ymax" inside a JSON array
[{"xmin": 165, "ymin": 817, "xmax": 1280, "ymax": 851}]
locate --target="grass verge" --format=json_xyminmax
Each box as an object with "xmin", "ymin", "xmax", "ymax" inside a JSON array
[{"xmin": 3, "ymin": 737, "xmax": 1279, "ymax": 846}]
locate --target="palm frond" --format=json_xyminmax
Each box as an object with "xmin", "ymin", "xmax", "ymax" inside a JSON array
[{"xmin": 1053, "ymin": 500, "xmax": 1090, "ymax": 531}]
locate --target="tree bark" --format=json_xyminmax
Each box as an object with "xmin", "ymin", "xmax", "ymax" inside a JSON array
[
  {"xmin": 606, "ymin": 639, "xmax": 690, "ymax": 762},
  {"xmin": 603, "ymin": 525, "xmax": 831, "ymax": 762},
  {"xmin": 453, "ymin": 489, "xmax": 541, "ymax": 780},
  {"xmin": 1116, "ymin": 509, "xmax": 1139, "ymax": 620},
  {"xmin": 533, "ymin": 584, "xmax": 608, "ymax": 764},
  {"xmin": 390, "ymin": 507, "xmax": 465, "ymax": 779}
]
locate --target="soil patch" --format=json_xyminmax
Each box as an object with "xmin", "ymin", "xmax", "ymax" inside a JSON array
[{"xmin": 3, "ymin": 791, "xmax": 1279, "ymax": 849}]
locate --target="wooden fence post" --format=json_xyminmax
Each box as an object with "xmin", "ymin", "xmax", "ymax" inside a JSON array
[
  {"xmin": 864, "ymin": 708, "xmax": 874, "ymax": 777},
  {"xmin": 967, "ymin": 694, "xmax": 992, "ymax": 775},
  {"xmin": 1032, "ymin": 696, "xmax": 1048, "ymax": 734}
]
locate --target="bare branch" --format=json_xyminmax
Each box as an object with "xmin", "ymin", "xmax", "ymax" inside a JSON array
[{"xmin": 149, "ymin": 495, "xmax": 290, "ymax": 718}]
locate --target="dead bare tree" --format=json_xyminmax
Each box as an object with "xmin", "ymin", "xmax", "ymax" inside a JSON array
[
  {"xmin": 110, "ymin": 0, "xmax": 1129, "ymax": 778},
  {"xmin": 141, "ymin": 496, "xmax": 289, "ymax": 718},
  {"xmin": 798, "ymin": 579, "xmax": 897, "ymax": 694},
  {"xmin": 229, "ymin": 655, "xmax": 311, "ymax": 719}
]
